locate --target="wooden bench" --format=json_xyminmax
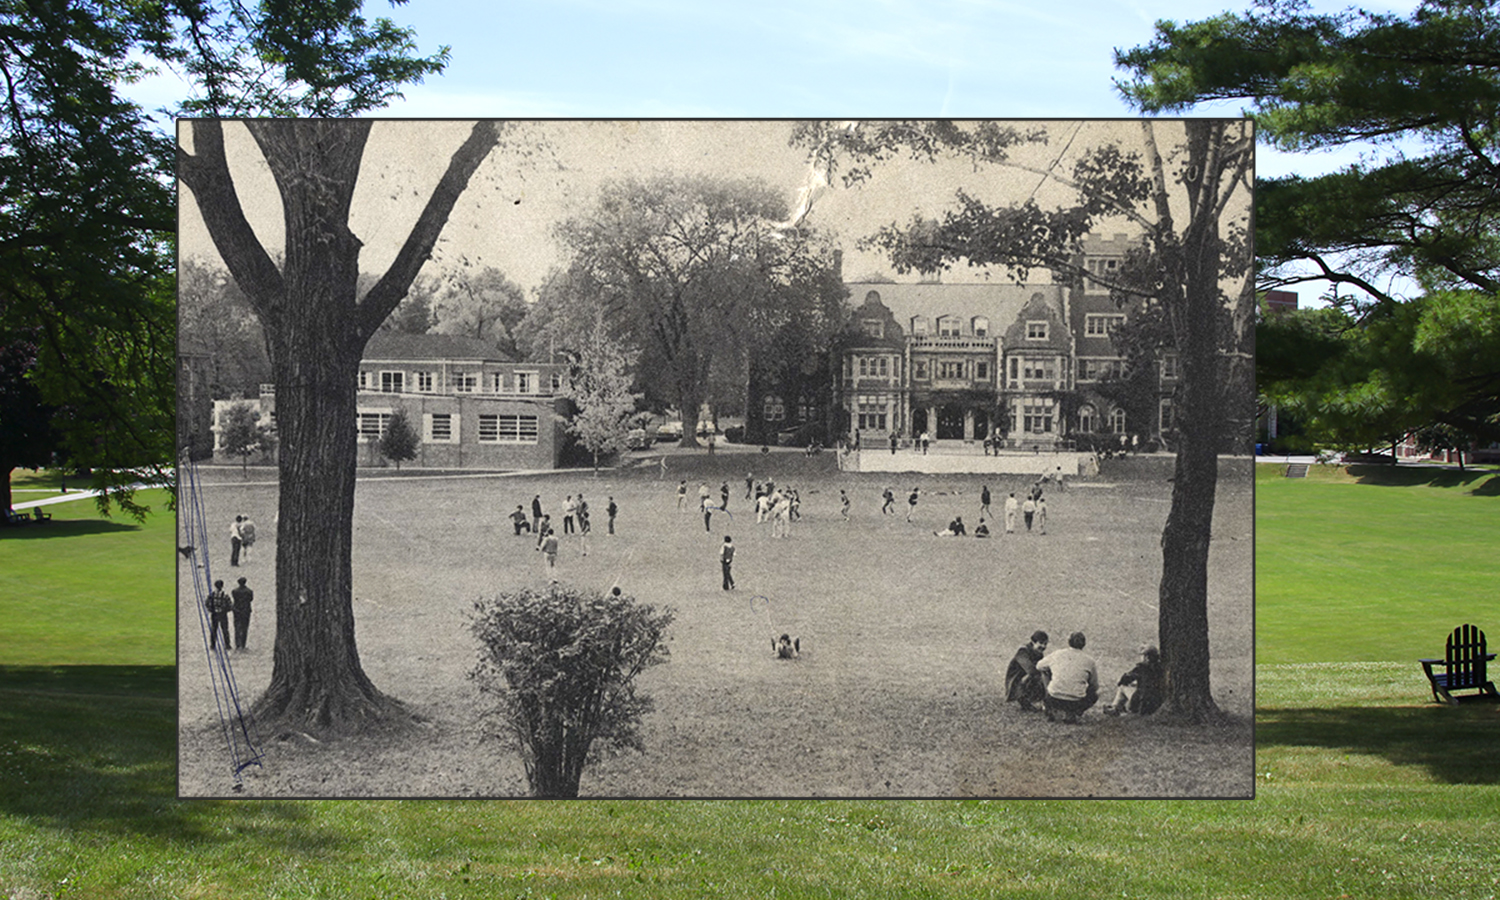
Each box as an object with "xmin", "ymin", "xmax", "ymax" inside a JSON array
[{"xmin": 1419, "ymin": 624, "xmax": 1498, "ymax": 705}]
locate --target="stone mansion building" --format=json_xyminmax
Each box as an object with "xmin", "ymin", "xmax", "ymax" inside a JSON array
[{"xmin": 832, "ymin": 234, "xmax": 1178, "ymax": 450}]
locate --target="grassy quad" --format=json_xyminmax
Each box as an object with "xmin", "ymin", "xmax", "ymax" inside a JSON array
[
  {"xmin": 1, "ymin": 459, "xmax": 1497, "ymax": 898},
  {"xmin": 175, "ymin": 453, "xmax": 1253, "ymax": 798}
]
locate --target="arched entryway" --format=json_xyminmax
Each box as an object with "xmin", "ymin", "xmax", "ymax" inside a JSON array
[
  {"xmin": 911, "ymin": 408, "xmax": 928, "ymax": 438},
  {"xmin": 937, "ymin": 404, "xmax": 966, "ymax": 440}
]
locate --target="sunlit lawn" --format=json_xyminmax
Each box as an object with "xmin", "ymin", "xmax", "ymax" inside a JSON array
[{"xmin": 1, "ymin": 462, "xmax": 1497, "ymax": 898}]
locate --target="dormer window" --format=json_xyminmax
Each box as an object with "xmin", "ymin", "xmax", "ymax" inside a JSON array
[
  {"xmin": 910, "ymin": 316, "xmax": 929, "ymax": 336},
  {"xmin": 937, "ymin": 316, "xmax": 961, "ymax": 337},
  {"xmin": 861, "ymin": 319, "xmax": 884, "ymax": 338},
  {"xmin": 972, "ymin": 316, "xmax": 989, "ymax": 337},
  {"xmin": 1026, "ymin": 321, "xmax": 1048, "ymax": 340}
]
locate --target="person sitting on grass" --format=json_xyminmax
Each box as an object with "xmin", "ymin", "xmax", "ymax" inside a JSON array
[
  {"xmin": 1036, "ymin": 631, "xmax": 1099, "ymax": 724},
  {"xmin": 773, "ymin": 634, "xmax": 800, "ymax": 659},
  {"xmin": 1101, "ymin": 644, "xmax": 1164, "ymax": 716},
  {"xmin": 1004, "ymin": 630, "xmax": 1048, "ymax": 711},
  {"xmin": 973, "ymin": 518, "xmax": 990, "ymax": 538},
  {"xmin": 933, "ymin": 515, "xmax": 967, "ymax": 537}
]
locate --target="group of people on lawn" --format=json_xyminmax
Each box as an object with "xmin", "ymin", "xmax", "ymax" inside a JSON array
[{"xmin": 1004, "ymin": 629, "xmax": 1163, "ymax": 724}]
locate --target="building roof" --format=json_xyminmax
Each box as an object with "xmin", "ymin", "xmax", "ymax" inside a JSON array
[
  {"xmin": 361, "ymin": 331, "xmax": 515, "ymax": 364},
  {"xmin": 845, "ymin": 282, "xmax": 1066, "ymax": 339}
]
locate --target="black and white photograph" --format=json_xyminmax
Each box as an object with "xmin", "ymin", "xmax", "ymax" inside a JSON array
[{"xmin": 176, "ymin": 119, "xmax": 1255, "ymax": 798}]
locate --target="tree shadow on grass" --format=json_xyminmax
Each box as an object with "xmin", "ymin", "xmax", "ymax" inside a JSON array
[
  {"xmin": 1345, "ymin": 464, "xmax": 1500, "ymax": 494},
  {"xmin": 0, "ymin": 518, "xmax": 143, "ymax": 540},
  {"xmin": 0, "ymin": 665, "xmax": 344, "ymax": 853},
  {"xmin": 1257, "ymin": 703, "xmax": 1500, "ymax": 784}
]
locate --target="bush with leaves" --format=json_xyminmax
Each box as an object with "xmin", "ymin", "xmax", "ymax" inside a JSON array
[{"xmin": 470, "ymin": 585, "xmax": 674, "ymax": 798}]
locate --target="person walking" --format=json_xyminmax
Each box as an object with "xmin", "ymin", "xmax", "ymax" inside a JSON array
[
  {"xmin": 607, "ymin": 496, "xmax": 618, "ymax": 535},
  {"xmin": 719, "ymin": 535, "xmax": 736, "ymax": 590},
  {"xmin": 980, "ymin": 484, "xmax": 993, "ymax": 519},
  {"xmin": 840, "ymin": 489, "xmax": 850, "ymax": 521},
  {"xmin": 239, "ymin": 515, "xmax": 257, "ymax": 562},
  {"xmin": 230, "ymin": 577, "xmax": 254, "ymax": 650},
  {"xmin": 889, "ymin": 432, "xmax": 898, "ymax": 455},
  {"xmin": 881, "ymin": 487, "xmax": 895, "ymax": 515},
  {"xmin": 577, "ymin": 495, "xmax": 590, "ymax": 534},
  {"xmin": 1022, "ymin": 495, "xmax": 1037, "ymax": 532},
  {"xmin": 720, "ymin": 480, "xmax": 730, "ymax": 512},
  {"xmin": 702, "ymin": 493, "xmax": 714, "ymax": 533},
  {"xmin": 206, "ymin": 580, "xmax": 232, "ymax": 650},
  {"xmin": 677, "ymin": 480, "xmax": 688, "ymax": 510},
  {"xmin": 1004, "ymin": 492, "xmax": 1019, "ymax": 534},
  {"xmin": 1036, "ymin": 496, "xmax": 1048, "ymax": 534},
  {"xmin": 906, "ymin": 486, "xmax": 921, "ymax": 522}
]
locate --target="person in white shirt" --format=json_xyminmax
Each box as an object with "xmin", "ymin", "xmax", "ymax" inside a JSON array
[{"xmin": 1036, "ymin": 631, "xmax": 1099, "ymax": 724}]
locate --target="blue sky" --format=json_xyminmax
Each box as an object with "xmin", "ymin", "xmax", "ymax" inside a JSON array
[{"xmin": 158, "ymin": 0, "xmax": 1425, "ymax": 304}]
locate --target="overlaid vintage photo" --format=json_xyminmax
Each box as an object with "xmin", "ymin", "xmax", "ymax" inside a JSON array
[{"xmin": 176, "ymin": 119, "xmax": 1255, "ymax": 798}]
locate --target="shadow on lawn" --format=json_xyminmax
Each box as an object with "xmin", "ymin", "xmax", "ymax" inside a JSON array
[
  {"xmin": 0, "ymin": 665, "xmax": 339, "ymax": 852},
  {"xmin": 1258, "ymin": 703, "xmax": 1500, "ymax": 784},
  {"xmin": 0, "ymin": 518, "xmax": 143, "ymax": 540},
  {"xmin": 1344, "ymin": 464, "xmax": 1500, "ymax": 494}
]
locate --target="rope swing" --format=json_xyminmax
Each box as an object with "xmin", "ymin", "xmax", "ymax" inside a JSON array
[{"xmin": 179, "ymin": 451, "xmax": 263, "ymax": 790}]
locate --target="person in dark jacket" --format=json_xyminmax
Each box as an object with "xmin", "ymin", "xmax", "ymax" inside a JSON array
[
  {"xmin": 1004, "ymin": 630, "xmax": 1049, "ymax": 711},
  {"xmin": 1102, "ymin": 645, "xmax": 1165, "ymax": 715}
]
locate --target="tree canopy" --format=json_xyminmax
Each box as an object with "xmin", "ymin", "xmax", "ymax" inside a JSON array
[
  {"xmin": 546, "ymin": 174, "xmax": 846, "ymax": 445},
  {"xmin": 1116, "ymin": 0, "xmax": 1500, "ymax": 447}
]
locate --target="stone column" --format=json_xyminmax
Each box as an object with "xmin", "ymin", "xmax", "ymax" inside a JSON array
[{"xmin": 963, "ymin": 408, "xmax": 974, "ymax": 442}]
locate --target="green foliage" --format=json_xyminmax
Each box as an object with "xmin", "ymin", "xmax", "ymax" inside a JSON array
[
  {"xmin": 157, "ymin": 0, "xmax": 451, "ymax": 117},
  {"xmin": 378, "ymin": 409, "xmax": 419, "ymax": 469},
  {"xmin": 470, "ymin": 585, "xmax": 673, "ymax": 798},
  {"xmin": 1116, "ymin": 0, "xmax": 1500, "ymax": 301}
]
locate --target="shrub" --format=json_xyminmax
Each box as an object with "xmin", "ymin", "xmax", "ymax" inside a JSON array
[{"xmin": 469, "ymin": 585, "xmax": 674, "ymax": 797}]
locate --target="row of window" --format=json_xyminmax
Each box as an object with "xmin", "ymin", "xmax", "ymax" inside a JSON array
[
  {"xmin": 359, "ymin": 370, "xmax": 558, "ymax": 395},
  {"xmin": 853, "ymin": 353, "xmax": 1175, "ymax": 387},
  {"xmin": 356, "ymin": 411, "xmax": 540, "ymax": 444}
]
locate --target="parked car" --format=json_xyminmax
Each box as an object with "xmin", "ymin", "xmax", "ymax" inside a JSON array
[
  {"xmin": 656, "ymin": 421, "xmax": 683, "ymax": 440},
  {"xmin": 626, "ymin": 428, "xmax": 654, "ymax": 450}
]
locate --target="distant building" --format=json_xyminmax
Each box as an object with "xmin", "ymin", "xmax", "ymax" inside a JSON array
[
  {"xmin": 833, "ymin": 233, "xmax": 1178, "ymax": 449},
  {"xmin": 211, "ymin": 332, "xmax": 568, "ymax": 470}
]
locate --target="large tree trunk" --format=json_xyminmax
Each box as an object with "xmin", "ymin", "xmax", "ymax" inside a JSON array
[
  {"xmin": 179, "ymin": 120, "xmax": 503, "ymax": 737},
  {"xmin": 1155, "ymin": 120, "xmax": 1231, "ymax": 723}
]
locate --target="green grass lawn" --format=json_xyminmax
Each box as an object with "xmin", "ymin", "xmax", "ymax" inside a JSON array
[
  {"xmin": 0, "ymin": 488, "xmax": 175, "ymax": 665},
  {"xmin": 2, "ymin": 463, "xmax": 1497, "ymax": 898}
]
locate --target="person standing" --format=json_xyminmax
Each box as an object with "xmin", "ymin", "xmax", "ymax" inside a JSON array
[
  {"xmin": 1004, "ymin": 630, "xmax": 1049, "ymax": 711},
  {"xmin": 206, "ymin": 580, "xmax": 232, "ymax": 650},
  {"xmin": 577, "ymin": 494, "xmax": 590, "ymax": 534},
  {"xmin": 921, "ymin": 431, "xmax": 931, "ymax": 455},
  {"xmin": 607, "ymin": 496, "xmax": 618, "ymax": 535},
  {"xmin": 980, "ymin": 484, "xmax": 993, "ymax": 519},
  {"xmin": 702, "ymin": 493, "xmax": 714, "ymax": 533},
  {"xmin": 1022, "ymin": 495, "xmax": 1037, "ymax": 532},
  {"xmin": 228, "ymin": 516, "xmax": 244, "ymax": 566},
  {"xmin": 697, "ymin": 482, "xmax": 711, "ymax": 511},
  {"xmin": 1036, "ymin": 631, "xmax": 1100, "ymax": 724},
  {"xmin": 539, "ymin": 529, "xmax": 559, "ymax": 572},
  {"xmin": 1035, "ymin": 496, "xmax": 1048, "ymax": 534},
  {"xmin": 745, "ymin": 472, "xmax": 754, "ymax": 500},
  {"xmin": 677, "ymin": 480, "xmax": 688, "ymax": 510},
  {"xmin": 563, "ymin": 494, "xmax": 577, "ymax": 534},
  {"xmin": 889, "ymin": 431, "xmax": 898, "ymax": 455},
  {"xmin": 719, "ymin": 481, "xmax": 730, "ymax": 512},
  {"xmin": 230, "ymin": 577, "xmax": 254, "ymax": 650},
  {"xmin": 719, "ymin": 535, "xmax": 736, "ymax": 590},
  {"xmin": 531, "ymin": 494, "xmax": 544, "ymax": 533},
  {"xmin": 1004, "ymin": 492, "xmax": 1019, "ymax": 534},
  {"xmin": 906, "ymin": 486, "xmax": 920, "ymax": 522},
  {"xmin": 239, "ymin": 515, "xmax": 257, "ymax": 562},
  {"xmin": 881, "ymin": 487, "xmax": 895, "ymax": 515},
  {"xmin": 840, "ymin": 489, "xmax": 850, "ymax": 521}
]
